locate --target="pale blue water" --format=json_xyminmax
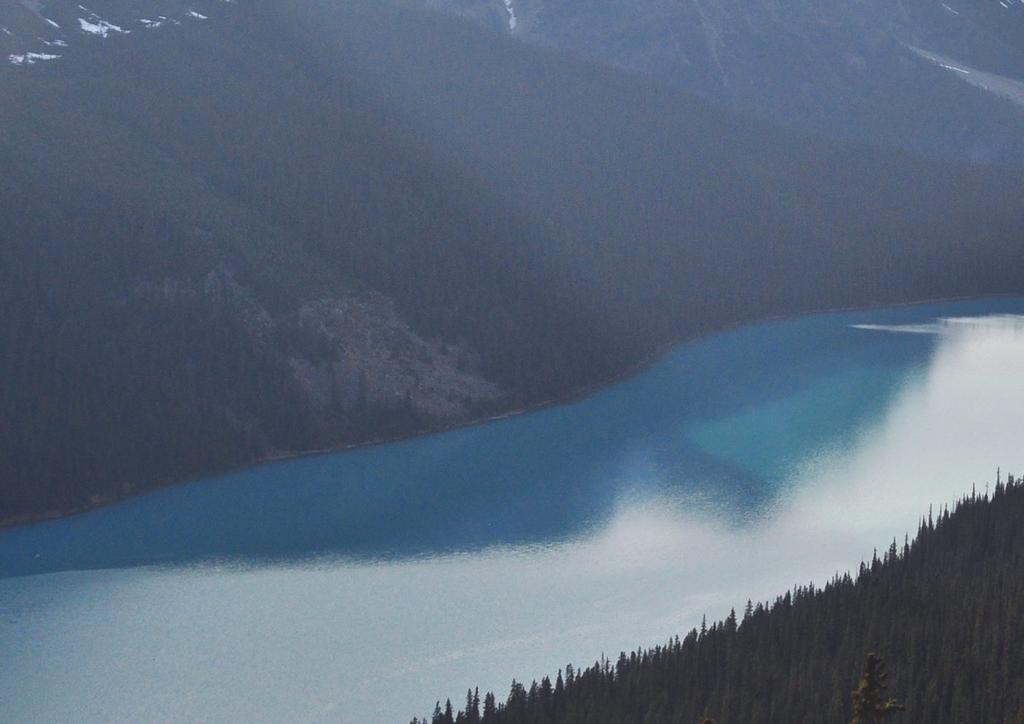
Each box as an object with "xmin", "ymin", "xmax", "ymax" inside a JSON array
[{"xmin": 2, "ymin": 298, "xmax": 1024, "ymax": 723}]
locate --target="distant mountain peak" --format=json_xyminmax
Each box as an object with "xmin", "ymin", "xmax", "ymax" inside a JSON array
[
  {"xmin": 1, "ymin": 0, "xmax": 224, "ymax": 67},
  {"xmin": 409, "ymin": 0, "xmax": 1024, "ymax": 164}
]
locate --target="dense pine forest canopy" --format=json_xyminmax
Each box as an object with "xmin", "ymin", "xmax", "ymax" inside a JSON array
[
  {"xmin": 417, "ymin": 473, "xmax": 1024, "ymax": 724},
  {"xmin": 3, "ymin": 0, "xmax": 1024, "ymax": 521}
]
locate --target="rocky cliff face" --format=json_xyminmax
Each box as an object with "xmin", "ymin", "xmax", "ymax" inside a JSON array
[
  {"xmin": 289, "ymin": 295, "xmax": 501, "ymax": 423},
  {"xmin": 136, "ymin": 270, "xmax": 502, "ymax": 432}
]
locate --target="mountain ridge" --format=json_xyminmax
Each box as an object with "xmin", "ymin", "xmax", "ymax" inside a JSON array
[
  {"xmin": 411, "ymin": 0, "xmax": 1024, "ymax": 165},
  {"xmin": 2, "ymin": 0, "xmax": 1023, "ymax": 521}
]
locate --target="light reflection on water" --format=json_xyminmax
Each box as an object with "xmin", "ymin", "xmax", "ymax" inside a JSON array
[{"xmin": 2, "ymin": 300, "xmax": 1024, "ymax": 723}]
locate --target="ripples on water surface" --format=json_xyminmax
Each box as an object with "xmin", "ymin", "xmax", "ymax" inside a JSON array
[{"xmin": 2, "ymin": 299, "xmax": 1024, "ymax": 722}]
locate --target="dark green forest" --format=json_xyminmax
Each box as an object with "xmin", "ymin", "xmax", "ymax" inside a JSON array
[
  {"xmin": 416, "ymin": 474, "xmax": 1024, "ymax": 723},
  {"xmin": 3, "ymin": 0, "xmax": 1024, "ymax": 521}
]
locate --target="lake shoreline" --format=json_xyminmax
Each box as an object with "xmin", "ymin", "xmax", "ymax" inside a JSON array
[{"xmin": 2, "ymin": 291, "xmax": 1012, "ymax": 532}]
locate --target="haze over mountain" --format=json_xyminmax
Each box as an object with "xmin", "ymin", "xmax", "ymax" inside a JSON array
[
  {"xmin": 413, "ymin": 0, "xmax": 1024, "ymax": 164},
  {"xmin": 2, "ymin": 0, "xmax": 1023, "ymax": 522}
]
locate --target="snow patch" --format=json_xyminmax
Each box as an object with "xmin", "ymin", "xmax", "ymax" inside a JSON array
[
  {"xmin": 939, "ymin": 61, "xmax": 970, "ymax": 74},
  {"xmin": 44, "ymin": 18, "xmax": 60, "ymax": 28},
  {"xmin": 502, "ymin": 0, "xmax": 517, "ymax": 31},
  {"xmin": 79, "ymin": 17, "xmax": 129, "ymax": 36},
  {"xmin": 908, "ymin": 45, "xmax": 1024, "ymax": 110},
  {"xmin": 941, "ymin": 2, "xmax": 960, "ymax": 14},
  {"xmin": 186, "ymin": 10, "xmax": 208, "ymax": 20},
  {"xmin": 9, "ymin": 51, "xmax": 61, "ymax": 65}
]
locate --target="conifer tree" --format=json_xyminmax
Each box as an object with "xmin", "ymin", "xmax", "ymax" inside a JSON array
[
  {"xmin": 851, "ymin": 653, "xmax": 904, "ymax": 723},
  {"xmin": 482, "ymin": 692, "xmax": 497, "ymax": 723}
]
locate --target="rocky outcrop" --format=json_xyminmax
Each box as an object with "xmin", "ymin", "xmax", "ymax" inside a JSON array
[
  {"xmin": 135, "ymin": 269, "xmax": 502, "ymax": 431},
  {"xmin": 289, "ymin": 294, "xmax": 502, "ymax": 422}
]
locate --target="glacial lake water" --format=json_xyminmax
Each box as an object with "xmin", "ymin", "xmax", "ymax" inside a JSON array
[{"xmin": 2, "ymin": 298, "xmax": 1024, "ymax": 723}]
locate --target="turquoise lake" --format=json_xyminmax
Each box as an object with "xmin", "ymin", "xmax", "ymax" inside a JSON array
[{"xmin": 2, "ymin": 298, "xmax": 1024, "ymax": 722}]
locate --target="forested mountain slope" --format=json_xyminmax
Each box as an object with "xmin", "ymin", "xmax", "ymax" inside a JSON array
[
  {"xmin": 2, "ymin": 0, "xmax": 1023, "ymax": 521},
  {"xmin": 414, "ymin": 0, "xmax": 1024, "ymax": 165},
  {"xmin": 421, "ymin": 474, "xmax": 1024, "ymax": 723}
]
